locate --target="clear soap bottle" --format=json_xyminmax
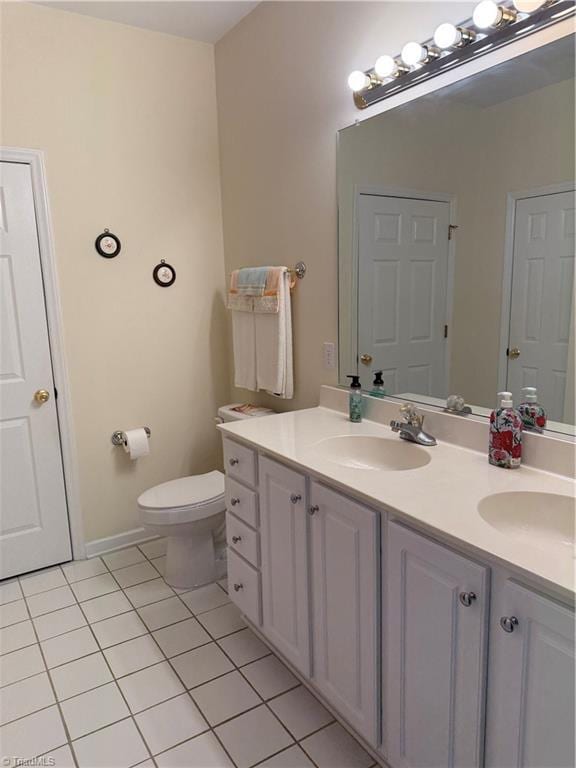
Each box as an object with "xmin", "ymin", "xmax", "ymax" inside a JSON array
[{"xmin": 347, "ymin": 375, "xmax": 363, "ymax": 423}]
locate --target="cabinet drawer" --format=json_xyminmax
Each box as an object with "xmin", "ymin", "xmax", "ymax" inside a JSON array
[
  {"xmin": 226, "ymin": 512, "xmax": 259, "ymax": 567},
  {"xmin": 228, "ymin": 549, "xmax": 261, "ymax": 626},
  {"xmin": 223, "ymin": 438, "xmax": 257, "ymax": 487},
  {"xmin": 225, "ymin": 477, "xmax": 259, "ymax": 528}
]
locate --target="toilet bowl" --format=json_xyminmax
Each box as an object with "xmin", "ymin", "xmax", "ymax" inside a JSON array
[
  {"xmin": 138, "ymin": 471, "xmax": 226, "ymax": 589},
  {"xmin": 138, "ymin": 404, "xmax": 276, "ymax": 591}
]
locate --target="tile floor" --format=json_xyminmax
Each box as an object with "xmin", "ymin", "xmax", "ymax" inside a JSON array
[{"xmin": 0, "ymin": 540, "xmax": 378, "ymax": 768}]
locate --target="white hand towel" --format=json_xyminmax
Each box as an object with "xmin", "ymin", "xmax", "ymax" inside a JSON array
[
  {"xmin": 232, "ymin": 309, "xmax": 257, "ymax": 391},
  {"xmin": 255, "ymin": 270, "xmax": 293, "ymax": 399}
]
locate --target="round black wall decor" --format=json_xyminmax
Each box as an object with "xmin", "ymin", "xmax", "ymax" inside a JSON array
[
  {"xmin": 95, "ymin": 229, "xmax": 121, "ymax": 258},
  {"xmin": 153, "ymin": 260, "xmax": 176, "ymax": 287}
]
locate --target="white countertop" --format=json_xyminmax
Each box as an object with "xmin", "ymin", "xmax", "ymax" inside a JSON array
[{"xmin": 219, "ymin": 406, "xmax": 575, "ymax": 600}]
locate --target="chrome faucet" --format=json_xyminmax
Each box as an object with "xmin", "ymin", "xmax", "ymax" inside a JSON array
[{"xmin": 390, "ymin": 403, "xmax": 437, "ymax": 447}]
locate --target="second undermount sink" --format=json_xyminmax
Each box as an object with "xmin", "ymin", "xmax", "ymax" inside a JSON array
[
  {"xmin": 478, "ymin": 491, "xmax": 575, "ymax": 553},
  {"xmin": 312, "ymin": 435, "xmax": 431, "ymax": 471}
]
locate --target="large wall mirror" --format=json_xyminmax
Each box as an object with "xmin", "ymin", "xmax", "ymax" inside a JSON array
[{"xmin": 338, "ymin": 36, "xmax": 575, "ymax": 437}]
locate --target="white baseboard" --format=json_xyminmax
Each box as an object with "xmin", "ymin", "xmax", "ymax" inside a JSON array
[{"xmin": 85, "ymin": 527, "xmax": 159, "ymax": 558}]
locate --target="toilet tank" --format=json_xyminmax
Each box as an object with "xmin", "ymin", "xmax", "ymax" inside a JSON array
[{"xmin": 216, "ymin": 403, "xmax": 276, "ymax": 424}]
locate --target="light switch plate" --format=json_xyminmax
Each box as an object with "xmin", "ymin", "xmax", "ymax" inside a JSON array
[{"xmin": 323, "ymin": 342, "xmax": 336, "ymax": 370}]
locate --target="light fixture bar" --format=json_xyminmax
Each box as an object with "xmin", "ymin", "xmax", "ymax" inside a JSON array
[{"xmin": 352, "ymin": 0, "xmax": 574, "ymax": 110}]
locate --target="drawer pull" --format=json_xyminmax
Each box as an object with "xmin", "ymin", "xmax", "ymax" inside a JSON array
[
  {"xmin": 230, "ymin": 497, "xmax": 240, "ymax": 506},
  {"xmin": 309, "ymin": 505, "xmax": 319, "ymax": 516},
  {"xmin": 290, "ymin": 493, "xmax": 302, "ymax": 504},
  {"xmin": 229, "ymin": 457, "xmax": 239, "ymax": 466},
  {"xmin": 231, "ymin": 535, "xmax": 242, "ymax": 544},
  {"xmin": 500, "ymin": 616, "xmax": 519, "ymax": 633},
  {"xmin": 459, "ymin": 591, "xmax": 476, "ymax": 607},
  {"xmin": 233, "ymin": 583, "xmax": 244, "ymax": 592}
]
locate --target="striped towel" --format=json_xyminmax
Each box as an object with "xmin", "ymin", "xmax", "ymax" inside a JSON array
[{"xmin": 228, "ymin": 267, "xmax": 293, "ymax": 314}]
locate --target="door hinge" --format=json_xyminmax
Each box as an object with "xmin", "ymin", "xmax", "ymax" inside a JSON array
[
  {"xmin": 54, "ymin": 387, "xmax": 58, "ymax": 400},
  {"xmin": 448, "ymin": 224, "xmax": 459, "ymax": 240},
  {"xmin": 444, "ymin": 325, "xmax": 448, "ymax": 339}
]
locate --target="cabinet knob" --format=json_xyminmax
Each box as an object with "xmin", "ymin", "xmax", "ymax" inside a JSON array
[
  {"xmin": 290, "ymin": 493, "xmax": 302, "ymax": 504},
  {"xmin": 229, "ymin": 457, "xmax": 239, "ymax": 466},
  {"xmin": 459, "ymin": 591, "xmax": 477, "ymax": 607},
  {"xmin": 231, "ymin": 535, "xmax": 242, "ymax": 544},
  {"xmin": 309, "ymin": 505, "xmax": 319, "ymax": 516},
  {"xmin": 500, "ymin": 616, "xmax": 519, "ymax": 633},
  {"xmin": 233, "ymin": 583, "xmax": 243, "ymax": 592},
  {"xmin": 230, "ymin": 497, "xmax": 240, "ymax": 506}
]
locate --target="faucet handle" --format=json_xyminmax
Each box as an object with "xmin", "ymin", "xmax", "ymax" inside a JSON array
[{"xmin": 399, "ymin": 402, "xmax": 422, "ymax": 426}]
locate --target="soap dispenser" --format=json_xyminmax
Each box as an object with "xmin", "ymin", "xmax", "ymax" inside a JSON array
[
  {"xmin": 518, "ymin": 387, "xmax": 547, "ymax": 433},
  {"xmin": 347, "ymin": 375, "xmax": 363, "ymax": 423},
  {"xmin": 489, "ymin": 391, "xmax": 523, "ymax": 469},
  {"xmin": 370, "ymin": 371, "xmax": 386, "ymax": 398}
]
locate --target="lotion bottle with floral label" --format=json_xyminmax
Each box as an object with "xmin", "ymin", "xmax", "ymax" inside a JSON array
[
  {"xmin": 518, "ymin": 387, "xmax": 547, "ymax": 433},
  {"xmin": 489, "ymin": 391, "xmax": 523, "ymax": 469}
]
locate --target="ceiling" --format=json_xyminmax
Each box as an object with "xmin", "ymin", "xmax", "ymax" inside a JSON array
[{"xmin": 36, "ymin": 1, "xmax": 260, "ymax": 43}]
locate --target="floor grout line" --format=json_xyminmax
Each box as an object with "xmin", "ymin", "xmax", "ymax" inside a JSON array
[{"xmin": 2, "ymin": 544, "xmax": 376, "ymax": 768}]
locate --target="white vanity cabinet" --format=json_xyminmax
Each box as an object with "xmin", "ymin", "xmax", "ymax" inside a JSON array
[
  {"xmin": 258, "ymin": 455, "xmax": 311, "ymax": 675},
  {"xmin": 485, "ymin": 578, "xmax": 575, "ymax": 768},
  {"xmin": 222, "ymin": 434, "xmax": 575, "ymax": 768},
  {"xmin": 309, "ymin": 481, "xmax": 379, "ymax": 744},
  {"xmin": 384, "ymin": 521, "xmax": 489, "ymax": 768}
]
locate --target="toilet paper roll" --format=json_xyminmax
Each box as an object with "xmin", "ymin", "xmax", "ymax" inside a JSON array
[{"xmin": 123, "ymin": 428, "xmax": 150, "ymax": 460}]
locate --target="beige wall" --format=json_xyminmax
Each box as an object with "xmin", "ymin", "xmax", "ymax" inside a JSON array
[
  {"xmin": 338, "ymin": 77, "xmax": 575, "ymax": 407},
  {"xmin": 216, "ymin": 1, "xmax": 475, "ymax": 411},
  {"xmin": 1, "ymin": 3, "xmax": 229, "ymax": 543}
]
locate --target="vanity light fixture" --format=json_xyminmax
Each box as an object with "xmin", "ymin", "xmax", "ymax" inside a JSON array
[
  {"xmin": 374, "ymin": 54, "xmax": 409, "ymax": 78},
  {"xmin": 347, "ymin": 0, "xmax": 572, "ymax": 109},
  {"xmin": 347, "ymin": 70, "xmax": 374, "ymax": 92},
  {"xmin": 433, "ymin": 22, "xmax": 476, "ymax": 49},
  {"xmin": 401, "ymin": 41, "xmax": 440, "ymax": 67},
  {"xmin": 473, "ymin": 0, "xmax": 517, "ymax": 28}
]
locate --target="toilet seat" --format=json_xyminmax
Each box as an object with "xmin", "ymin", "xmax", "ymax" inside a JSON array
[{"xmin": 138, "ymin": 471, "xmax": 225, "ymax": 526}]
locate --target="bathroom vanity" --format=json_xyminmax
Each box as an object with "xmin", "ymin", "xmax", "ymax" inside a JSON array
[{"xmin": 219, "ymin": 393, "xmax": 575, "ymax": 768}]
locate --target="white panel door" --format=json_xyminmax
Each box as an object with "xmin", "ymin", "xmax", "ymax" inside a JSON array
[
  {"xmin": 485, "ymin": 579, "xmax": 575, "ymax": 768},
  {"xmin": 507, "ymin": 191, "xmax": 575, "ymax": 420},
  {"xmin": 309, "ymin": 482, "xmax": 379, "ymax": 745},
  {"xmin": 259, "ymin": 456, "xmax": 310, "ymax": 675},
  {"xmin": 0, "ymin": 161, "xmax": 71, "ymax": 578},
  {"xmin": 384, "ymin": 521, "xmax": 489, "ymax": 768},
  {"xmin": 357, "ymin": 194, "xmax": 450, "ymax": 396}
]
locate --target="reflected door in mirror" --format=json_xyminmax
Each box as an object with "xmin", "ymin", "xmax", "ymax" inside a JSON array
[
  {"xmin": 358, "ymin": 194, "xmax": 450, "ymax": 396},
  {"xmin": 507, "ymin": 190, "xmax": 575, "ymax": 422}
]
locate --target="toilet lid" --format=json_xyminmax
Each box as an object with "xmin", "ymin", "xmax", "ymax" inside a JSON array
[{"xmin": 138, "ymin": 471, "xmax": 225, "ymax": 510}]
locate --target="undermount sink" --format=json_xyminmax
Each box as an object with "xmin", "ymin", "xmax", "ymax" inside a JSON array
[
  {"xmin": 311, "ymin": 435, "xmax": 431, "ymax": 471},
  {"xmin": 478, "ymin": 492, "xmax": 575, "ymax": 553}
]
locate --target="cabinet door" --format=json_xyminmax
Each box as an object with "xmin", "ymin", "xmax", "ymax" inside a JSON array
[
  {"xmin": 385, "ymin": 521, "xmax": 489, "ymax": 768},
  {"xmin": 310, "ymin": 482, "xmax": 379, "ymax": 745},
  {"xmin": 259, "ymin": 456, "xmax": 310, "ymax": 674},
  {"xmin": 485, "ymin": 579, "xmax": 575, "ymax": 768}
]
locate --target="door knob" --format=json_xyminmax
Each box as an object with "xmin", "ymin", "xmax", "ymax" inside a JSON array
[
  {"xmin": 231, "ymin": 535, "xmax": 242, "ymax": 544},
  {"xmin": 290, "ymin": 494, "xmax": 302, "ymax": 504},
  {"xmin": 309, "ymin": 505, "xmax": 319, "ymax": 516},
  {"xmin": 34, "ymin": 389, "xmax": 50, "ymax": 405},
  {"xmin": 508, "ymin": 348, "xmax": 521, "ymax": 360},
  {"xmin": 360, "ymin": 353, "xmax": 373, "ymax": 365}
]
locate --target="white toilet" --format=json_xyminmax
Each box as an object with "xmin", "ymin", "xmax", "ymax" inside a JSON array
[{"xmin": 138, "ymin": 404, "xmax": 274, "ymax": 590}]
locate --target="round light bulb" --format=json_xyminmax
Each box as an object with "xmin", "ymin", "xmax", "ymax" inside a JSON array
[
  {"xmin": 513, "ymin": 0, "xmax": 547, "ymax": 10},
  {"xmin": 473, "ymin": 0, "xmax": 502, "ymax": 27},
  {"xmin": 374, "ymin": 55, "xmax": 398, "ymax": 78},
  {"xmin": 433, "ymin": 23, "xmax": 462, "ymax": 49},
  {"xmin": 347, "ymin": 70, "xmax": 370, "ymax": 92},
  {"xmin": 401, "ymin": 42, "xmax": 427, "ymax": 66}
]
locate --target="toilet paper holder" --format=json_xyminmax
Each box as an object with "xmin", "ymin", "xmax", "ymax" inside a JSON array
[{"xmin": 111, "ymin": 427, "xmax": 151, "ymax": 447}]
